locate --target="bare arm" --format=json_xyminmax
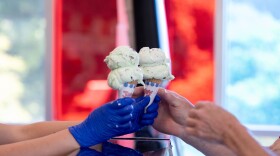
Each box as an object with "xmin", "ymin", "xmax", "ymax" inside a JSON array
[
  {"xmin": 186, "ymin": 102, "xmax": 274, "ymax": 156},
  {"xmin": 0, "ymin": 129, "xmax": 79, "ymax": 156},
  {"xmin": 0, "ymin": 121, "xmax": 80, "ymax": 145}
]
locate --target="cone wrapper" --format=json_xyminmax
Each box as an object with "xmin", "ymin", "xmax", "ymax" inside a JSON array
[
  {"xmin": 144, "ymin": 79, "xmax": 162, "ymax": 112},
  {"xmin": 118, "ymin": 81, "xmax": 137, "ymax": 98}
]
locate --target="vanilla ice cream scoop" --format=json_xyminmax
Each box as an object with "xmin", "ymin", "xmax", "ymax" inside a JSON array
[
  {"xmin": 107, "ymin": 66, "xmax": 144, "ymax": 90},
  {"xmin": 104, "ymin": 46, "xmax": 139, "ymax": 70},
  {"xmin": 139, "ymin": 47, "xmax": 174, "ymax": 80}
]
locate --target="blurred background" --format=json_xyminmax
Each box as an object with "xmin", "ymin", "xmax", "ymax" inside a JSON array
[{"xmin": 0, "ymin": 0, "xmax": 280, "ymax": 155}]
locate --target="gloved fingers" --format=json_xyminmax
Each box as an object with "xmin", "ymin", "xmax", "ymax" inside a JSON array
[
  {"xmin": 145, "ymin": 102, "xmax": 159, "ymax": 113},
  {"xmin": 135, "ymin": 96, "xmax": 144, "ymax": 102},
  {"xmin": 142, "ymin": 111, "xmax": 158, "ymax": 120},
  {"xmin": 117, "ymin": 114, "xmax": 133, "ymax": 124},
  {"xmin": 153, "ymin": 95, "xmax": 161, "ymax": 103},
  {"xmin": 116, "ymin": 121, "xmax": 132, "ymax": 130},
  {"xmin": 116, "ymin": 105, "xmax": 133, "ymax": 116},
  {"xmin": 109, "ymin": 98, "xmax": 135, "ymax": 109},
  {"xmin": 133, "ymin": 96, "xmax": 150, "ymax": 111},
  {"xmin": 140, "ymin": 119, "xmax": 155, "ymax": 126}
]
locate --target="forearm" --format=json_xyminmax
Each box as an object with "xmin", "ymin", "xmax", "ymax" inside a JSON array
[
  {"xmin": 0, "ymin": 121, "xmax": 81, "ymax": 144},
  {"xmin": 20, "ymin": 121, "xmax": 81, "ymax": 141},
  {"xmin": 0, "ymin": 129, "xmax": 79, "ymax": 156},
  {"xmin": 224, "ymin": 123, "xmax": 271, "ymax": 156}
]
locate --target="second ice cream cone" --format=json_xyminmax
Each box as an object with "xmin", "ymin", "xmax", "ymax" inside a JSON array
[
  {"xmin": 144, "ymin": 79, "xmax": 162, "ymax": 112},
  {"xmin": 118, "ymin": 80, "xmax": 138, "ymax": 98}
]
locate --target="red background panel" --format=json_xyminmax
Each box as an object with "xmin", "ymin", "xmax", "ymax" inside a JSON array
[
  {"xmin": 54, "ymin": 0, "xmax": 215, "ymax": 120},
  {"xmin": 165, "ymin": 0, "xmax": 215, "ymax": 103},
  {"xmin": 54, "ymin": 0, "xmax": 118, "ymax": 120}
]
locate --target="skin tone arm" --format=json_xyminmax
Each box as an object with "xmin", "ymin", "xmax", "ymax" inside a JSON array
[
  {"xmin": 0, "ymin": 121, "xmax": 80, "ymax": 145},
  {"xmin": 186, "ymin": 101, "xmax": 275, "ymax": 156},
  {"xmin": 0, "ymin": 129, "xmax": 79, "ymax": 156},
  {"xmin": 134, "ymin": 87, "xmax": 279, "ymax": 156},
  {"xmin": 0, "ymin": 93, "xmax": 159, "ymax": 155},
  {"xmin": 133, "ymin": 87, "xmax": 236, "ymax": 156}
]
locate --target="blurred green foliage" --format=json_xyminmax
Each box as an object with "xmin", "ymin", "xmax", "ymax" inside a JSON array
[{"xmin": 0, "ymin": 0, "xmax": 45, "ymax": 123}]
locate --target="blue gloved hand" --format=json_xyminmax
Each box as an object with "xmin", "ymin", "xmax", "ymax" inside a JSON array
[
  {"xmin": 102, "ymin": 142, "xmax": 142, "ymax": 156},
  {"xmin": 69, "ymin": 96, "xmax": 160, "ymax": 147},
  {"xmin": 69, "ymin": 98, "xmax": 136, "ymax": 147}
]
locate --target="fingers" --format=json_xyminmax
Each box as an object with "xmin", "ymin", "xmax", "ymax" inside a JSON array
[
  {"xmin": 145, "ymin": 100, "xmax": 159, "ymax": 113},
  {"xmin": 158, "ymin": 88, "xmax": 194, "ymax": 108},
  {"xmin": 133, "ymin": 96, "xmax": 150, "ymax": 111},
  {"xmin": 195, "ymin": 101, "xmax": 212, "ymax": 109},
  {"xmin": 135, "ymin": 96, "xmax": 144, "ymax": 102},
  {"xmin": 110, "ymin": 98, "xmax": 135, "ymax": 109},
  {"xmin": 157, "ymin": 88, "xmax": 167, "ymax": 100},
  {"xmin": 188, "ymin": 109, "xmax": 199, "ymax": 118},
  {"xmin": 142, "ymin": 111, "xmax": 158, "ymax": 120},
  {"xmin": 186, "ymin": 117, "xmax": 200, "ymax": 127},
  {"xmin": 153, "ymin": 95, "xmax": 161, "ymax": 103},
  {"xmin": 116, "ymin": 122, "xmax": 132, "ymax": 130},
  {"xmin": 115, "ymin": 105, "xmax": 133, "ymax": 116},
  {"xmin": 140, "ymin": 101, "xmax": 159, "ymax": 126},
  {"xmin": 117, "ymin": 114, "xmax": 133, "ymax": 124},
  {"xmin": 140, "ymin": 119, "xmax": 155, "ymax": 126}
]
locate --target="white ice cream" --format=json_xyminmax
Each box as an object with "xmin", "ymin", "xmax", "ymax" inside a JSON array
[
  {"xmin": 107, "ymin": 66, "xmax": 144, "ymax": 90},
  {"xmin": 139, "ymin": 47, "xmax": 175, "ymax": 80},
  {"xmin": 104, "ymin": 46, "xmax": 139, "ymax": 70}
]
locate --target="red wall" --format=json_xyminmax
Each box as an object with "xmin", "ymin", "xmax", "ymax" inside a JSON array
[
  {"xmin": 54, "ymin": 0, "xmax": 118, "ymax": 120},
  {"xmin": 165, "ymin": 0, "xmax": 215, "ymax": 103}
]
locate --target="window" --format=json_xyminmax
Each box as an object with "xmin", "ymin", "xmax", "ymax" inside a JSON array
[
  {"xmin": 221, "ymin": 0, "xmax": 280, "ymax": 127},
  {"xmin": 216, "ymin": 0, "xmax": 280, "ymax": 147},
  {"xmin": 0, "ymin": 0, "xmax": 46, "ymax": 123}
]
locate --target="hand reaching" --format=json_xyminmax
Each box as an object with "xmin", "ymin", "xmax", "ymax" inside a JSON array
[
  {"xmin": 69, "ymin": 96, "xmax": 160, "ymax": 147},
  {"xmin": 152, "ymin": 88, "xmax": 194, "ymax": 138}
]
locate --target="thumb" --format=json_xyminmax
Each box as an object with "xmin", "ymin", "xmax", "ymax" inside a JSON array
[
  {"xmin": 135, "ymin": 96, "xmax": 144, "ymax": 103},
  {"xmin": 133, "ymin": 96, "xmax": 150, "ymax": 111}
]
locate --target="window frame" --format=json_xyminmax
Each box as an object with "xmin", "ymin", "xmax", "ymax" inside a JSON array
[{"xmin": 45, "ymin": 0, "xmax": 55, "ymax": 121}]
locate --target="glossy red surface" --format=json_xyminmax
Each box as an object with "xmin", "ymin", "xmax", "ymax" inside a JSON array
[
  {"xmin": 54, "ymin": 0, "xmax": 117, "ymax": 120},
  {"xmin": 165, "ymin": 0, "xmax": 215, "ymax": 103}
]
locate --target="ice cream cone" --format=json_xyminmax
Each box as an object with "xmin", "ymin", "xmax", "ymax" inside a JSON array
[
  {"xmin": 118, "ymin": 80, "xmax": 138, "ymax": 98},
  {"xmin": 144, "ymin": 79, "xmax": 162, "ymax": 112}
]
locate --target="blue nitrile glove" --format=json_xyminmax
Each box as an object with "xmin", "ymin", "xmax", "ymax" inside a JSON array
[
  {"xmin": 102, "ymin": 142, "xmax": 142, "ymax": 156},
  {"xmin": 69, "ymin": 98, "xmax": 136, "ymax": 147},
  {"xmin": 77, "ymin": 147, "xmax": 105, "ymax": 156},
  {"xmin": 128, "ymin": 95, "xmax": 160, "ymax": 133}
]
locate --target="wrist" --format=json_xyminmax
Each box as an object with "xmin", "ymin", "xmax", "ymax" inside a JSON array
[{"xmin": 68, "ymin": 123, "xmax": 101, "ymax": 147}]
